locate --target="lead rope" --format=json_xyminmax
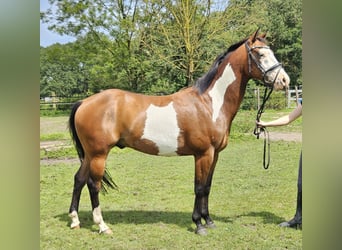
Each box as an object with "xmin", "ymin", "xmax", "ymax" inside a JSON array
[{"xmin": 253, "ymin": 87, "xmax": 273, "ymax": 169}]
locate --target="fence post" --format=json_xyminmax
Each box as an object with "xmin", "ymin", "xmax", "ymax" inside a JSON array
[
  {"xmin": 51, "ymin": 91, "xmax": 57, "ymax": 110},
  {"xmin": 295, "ymin": 85, "xmax": 299, "ymax": 106},
  {"xmin": 257, "ymin": 87, "xmax": 260, "ymax": 110}
]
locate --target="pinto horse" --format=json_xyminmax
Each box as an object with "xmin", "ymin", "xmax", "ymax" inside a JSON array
[{"xmin": 68, "ymin": 30, "xmax": 290, "ymax": 235}]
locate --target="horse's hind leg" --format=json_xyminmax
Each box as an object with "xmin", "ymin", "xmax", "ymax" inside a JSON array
[
  {"xmin": 87, "ymin": 156, "xmax": 112, "ymax": 234},
  {"xmin": 69, "ymin": 162, "xmax": 89, "ymax": 229}
]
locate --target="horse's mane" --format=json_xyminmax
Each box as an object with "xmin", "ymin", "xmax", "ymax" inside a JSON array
[{"xmin": 194, "ymin": 38, "xmax": 248, "ymax": 94}]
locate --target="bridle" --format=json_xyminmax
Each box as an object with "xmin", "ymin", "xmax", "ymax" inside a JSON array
[
  {"xmin": 245, "ymin": 40, "xmax": 283, "ymax": 169},
  {"xmin": 245, "ymin": 40, "xmax": 283, "ymax": 86}
]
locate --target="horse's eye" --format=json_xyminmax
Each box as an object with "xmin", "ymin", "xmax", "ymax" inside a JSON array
[{"xmin": 259, "ymin": 53, "xmax": 265, "ymax": 58}]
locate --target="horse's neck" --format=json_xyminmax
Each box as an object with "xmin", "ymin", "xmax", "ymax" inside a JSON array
[{"xmin": 206, "ymin": 62, "xmax": 249, "ymax": 123}]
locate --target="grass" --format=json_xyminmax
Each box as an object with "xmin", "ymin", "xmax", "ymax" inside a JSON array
[{"xmin": 40, "ymin": 110, "xmax": 302, "ymax": 249}]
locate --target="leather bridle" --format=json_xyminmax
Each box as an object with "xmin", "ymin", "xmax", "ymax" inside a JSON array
[{"xmin": 245, "ymin": 41, "xmax": 283, "ymax": 86}]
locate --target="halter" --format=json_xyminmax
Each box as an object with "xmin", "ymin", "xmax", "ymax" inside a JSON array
[
  {"xmin": 245, "ymin": 41, "xmax": 283, "ymax": 86},
  {"xmin": 245, "ymin": 41, "xmax": 282, "ymax": 169}
]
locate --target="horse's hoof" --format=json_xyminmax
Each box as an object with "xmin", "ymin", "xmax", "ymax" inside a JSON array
[
  {"xmin": 195, "ymin": 227, "xmax": 208, "ymax": 236},
  {"xmin": 100, "ymin": 228, "xmax": 113, "ymax": 235},
  {"xmin": 71, "ymin": 224, "xmax": 80, "ymax": 229},
  {"xmin": 205, "ymin": 221, "xmax": 216, "ymax": 229}
]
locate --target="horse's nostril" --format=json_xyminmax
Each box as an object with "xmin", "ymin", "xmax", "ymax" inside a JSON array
[{"xmin": 282, "ymin": 75, "xmax": 289, "ymax": 85}]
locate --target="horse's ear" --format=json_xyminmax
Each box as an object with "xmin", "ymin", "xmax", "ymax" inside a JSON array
[
  {"xmin": 260, "ymin": 32, "xmax": 267, "ymax": 39},
  {"xmin": 251, "ymin": 28, "xmax": 260, "ymax": 43}
]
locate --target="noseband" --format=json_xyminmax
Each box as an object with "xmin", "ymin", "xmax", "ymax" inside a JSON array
[{"xmin": 245, "ymin": 41, "xmax": 283, "ymax": 86}]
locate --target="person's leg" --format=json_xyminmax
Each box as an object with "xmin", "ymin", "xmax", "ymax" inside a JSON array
[{"xmin": 279, "ymin": 151, "xmax": 302, "ymax": 228}]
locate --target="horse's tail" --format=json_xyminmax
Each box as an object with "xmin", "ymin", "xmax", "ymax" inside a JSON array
[
  {"xmin": 69, "ymin": 101, "xmax": 84, "ymax": 162},
  {"xmin": 69, "ymin": 101, "xmax": 118, "ymax": 193}
]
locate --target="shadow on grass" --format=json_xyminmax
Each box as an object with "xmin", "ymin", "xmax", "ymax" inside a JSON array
[
  {"xmin": 236, "ymin": 211, "xmax": 286, "ymax": 225},
  {"xmin": 54, "ymin": 210, "xmax": 287, "ymax": 233},
  {"xmin": 55, "ymin": 210, "xmax": 235, "ymax": 233}
]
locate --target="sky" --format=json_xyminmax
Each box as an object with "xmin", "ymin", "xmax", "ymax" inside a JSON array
[{"xmin": 40, "ymin": 0, "xmax": 76, "ymax": 47}]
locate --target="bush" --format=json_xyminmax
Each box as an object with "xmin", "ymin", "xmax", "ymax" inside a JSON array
[{"xmin": 240, "ymin": 87, "xmax": 286, "ymax": 111}]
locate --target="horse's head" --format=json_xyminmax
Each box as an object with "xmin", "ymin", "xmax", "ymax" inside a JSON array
[{"xmin": 245, "ymin": 29, "xmax": 290, "ymax": 90}]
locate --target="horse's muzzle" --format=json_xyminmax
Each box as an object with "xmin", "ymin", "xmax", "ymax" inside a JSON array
[{"xmin": 273, "ymin": 68, "xmax": 290, "ymax": 90}]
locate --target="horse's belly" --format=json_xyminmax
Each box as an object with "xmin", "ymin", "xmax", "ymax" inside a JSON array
[{"xmin": 131, "ymin": 138, "xmax": 179, "ymax": 156}]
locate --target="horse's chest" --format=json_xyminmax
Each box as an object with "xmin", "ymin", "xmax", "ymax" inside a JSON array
[{"xmin": 140, "ymin": 102, "xmax": 180, "ymax": 156}]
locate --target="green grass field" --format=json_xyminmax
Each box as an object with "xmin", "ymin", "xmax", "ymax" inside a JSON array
[{"xmin": 40, "ymin": 110, "xmax": 302, "ymax": 249}]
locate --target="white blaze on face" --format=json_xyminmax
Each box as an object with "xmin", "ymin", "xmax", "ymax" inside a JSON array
[
  {"xmin": 142, "ymin": 102, "xmax": 180, "ymax": 156},
  {"xmin": 258, "ymin": 48, "xmax": 281, "ymax": 84},
  {"xmin": 208, "ymin": 63, "xmax": 236, "ymax": 122},
  {"xmin": 259, "ymin": 48, "xmax": 279, "ymax": 70}
]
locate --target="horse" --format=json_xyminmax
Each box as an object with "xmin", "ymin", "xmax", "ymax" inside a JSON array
[{"xmin": 68, "ymin": 29, "xmax": 290, "ymax": 236}]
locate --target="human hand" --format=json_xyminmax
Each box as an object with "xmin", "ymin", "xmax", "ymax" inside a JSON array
[{"xmin": 256, "ymin": 120, "xmax": 266, "ymax": 128}]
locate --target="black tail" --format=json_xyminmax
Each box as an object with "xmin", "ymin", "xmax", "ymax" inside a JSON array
[
  {"xmin": 68, "ymin": 101, "xmax": 118, "ymax": 193},
  {"xmin": 102, "ymin": 170, "xmax": 118, "ymax": 193},
  {"xmin": 69, "ymin": 101, "xmax": 84, "ymax": 162}
]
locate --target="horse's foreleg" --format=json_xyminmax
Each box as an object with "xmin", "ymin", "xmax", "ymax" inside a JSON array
[
  {"xmin": 88, "ymin": 157, "xmax": 112, "ymax": 234},
  {"xmin": 192, "ymin": 149, "xmax": 216, "ymax": 235},
  {"xmin": 202, "ymin": 152, "xmax": 219, "ymax": 229},
  {"xmin": 69, "ymin": 164, "xmax": 88, "ymax": 229},
  {"xmin": 192, "ymin": 184, "xmax": 208, "ymax": 235},
  {"xmin": 193, "ymin": 179, "xmax": 216, "ymax": 233}
]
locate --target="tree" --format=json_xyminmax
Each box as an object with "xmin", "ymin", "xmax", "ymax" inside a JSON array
[
  {"xmin": 41, "ymin": 0, "xmax": 232, "ymax": 92},
  {"xmin": 40, "ymin": 43, "xmax": 87, "ymax": 97},
  {"xmin": 223, "ymin": 0, "xmax": 302, "ymax": 87},
  {"xmin": 41, "ymin": 0, "xmax": 302, "ymax": 96},
  {"xmin": 41, "ymin": 0, "xmax": 154, "ymax": 92},
  {"xmin": 264, "ymin": 0, "xmax": 302, "ymax": 86}
]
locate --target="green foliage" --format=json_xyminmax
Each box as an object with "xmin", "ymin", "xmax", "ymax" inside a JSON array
[
  {"xmin": 40, "ymin": 109, "xmax": 70, "ymax": 116},
  {"xmin": 40, "ymin": 0, "xmax": 302, "ymax": 97},
  {"xmin": 264, "ymin": 0, "xmax": 302, "ymax": 86},
  {"xmin": 266, "ymin": 91, "xmax": 287, "ymax": 110}
]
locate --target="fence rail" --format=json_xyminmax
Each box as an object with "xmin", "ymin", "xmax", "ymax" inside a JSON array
[
  {"xmin": 40, "ymin": 87, "xmax": 302, "ymax": 113},
  {"xmin": 287, "ymin": 86, "xmax": 302, "ymax": 108}
]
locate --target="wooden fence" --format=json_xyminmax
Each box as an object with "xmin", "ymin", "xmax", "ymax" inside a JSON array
[
  {"xmin": 287, "ymin": 86, "xmax": 302, "ymax": 108},
  {"xmin": 40, "ymin": 86, "xmax": 302, "ymax": 112}
]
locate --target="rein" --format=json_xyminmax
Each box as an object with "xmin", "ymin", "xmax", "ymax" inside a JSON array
[
  {"xmin": 244, "ymin": 40, "xmax": 283, "ymax": 170},
  {"xmin": 253, "ymin": 87, "xmax": 273, "ymax": 169}
]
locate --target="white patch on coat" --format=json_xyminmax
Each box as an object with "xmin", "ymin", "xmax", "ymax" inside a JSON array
[
  {"xmin": 142, "ymin": 102, "xmax": 180, "ymax": 156},
  {"xmin": 93, "ymin": 206, "xmax": 110, "ymax": 233},
  {"xmin": 69, "ymin": 210, "xmax": 80, "ymax": 228},
  {"xmin": 208, "ymin": 63, "xmax": 236, "ymax": 122}
]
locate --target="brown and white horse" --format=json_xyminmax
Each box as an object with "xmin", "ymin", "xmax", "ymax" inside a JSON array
[{"xmin": 68, "ymin": 30, "xmax": 289, "ymax": 235}]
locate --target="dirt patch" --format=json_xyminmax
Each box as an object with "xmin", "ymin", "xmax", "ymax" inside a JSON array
[
  {"xmin": 40, "ymin": 140, "xmax": 72, "ymax": 150},
  {"xmin": 40, "ymin": 140, "xmax": 75, "ymax": 165},
  {"xmin": 40, "ymin": 116, "xmax": 69, "ymax": 135},
  {"xmin": 260, "ymin": 131, "xmax": 302, "ymax": 142},
  {"xmin": 40, "ymin": 157, "xmax": 79, "ymax": 166}
]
